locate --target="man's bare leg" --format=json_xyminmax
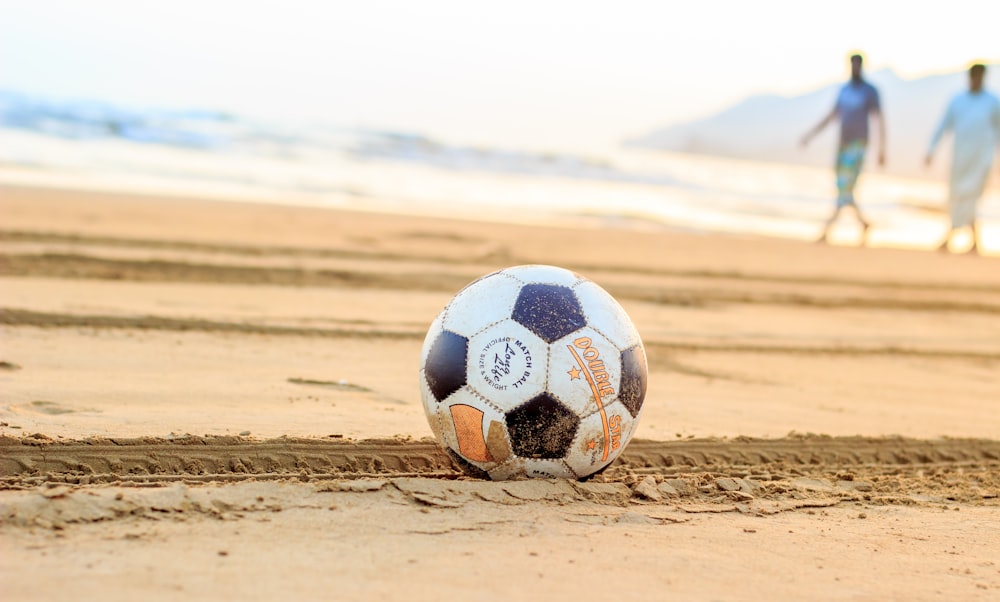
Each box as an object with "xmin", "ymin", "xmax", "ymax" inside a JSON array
[
  {"xmin": 817, "ymin": 207, "xmax": 842, "ymax": 243},
  {"xmin": 968, "ymin": 222, "xmax": 980, "ymax": 255},
  {"xmin": 854, "ymin": 206, "xmax": 871, "ymax": 246}
]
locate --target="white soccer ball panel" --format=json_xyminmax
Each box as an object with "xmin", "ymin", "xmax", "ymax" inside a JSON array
[
  {"xmin": 547, "ymin": 327, "xmax": 622, "ymax": 418},
  {"xmin": 503, "ymin": 264, "xmax": 581, "ymax": 287},
  {"xmin": 466, "ymin": 321, "xmax": 549, "ymax": 411},
  {"xmin": 422, "ymin": 401, "xmax": 448, "ymax": 448},
  {"xmin": 487, "ymin": 458, "xmax": 526, "ymax": 480},
  {"xmin": 602, "ymin": 398, "xmax": 642, "ymax": 436},
  {"xmin": 442, "ymin": 272, "xmax": 523, "ymax": 337},
  {"xmin": 563, "ymin": 398, "xmax": 638, "ymax": 477},
  {"xmin": 522, "ymin": 458, "xmax": 576, "ymax": 479},
  {"xmin": 573, "ymin": 280, "xmax": 641, "ymax": 350}
]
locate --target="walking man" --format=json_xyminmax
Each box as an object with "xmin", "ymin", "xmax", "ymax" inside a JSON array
[
  {"xmin": 801, "ymin": 53, "xmax": 886, "ymax": 244},
  {"xmin": 925, "ymin": 63, "xmax": 1000, "ymax": 255}
]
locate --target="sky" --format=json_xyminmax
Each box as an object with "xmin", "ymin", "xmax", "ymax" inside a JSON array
[{"xmin": 1, "ymin": 0, "xmax": 998, "ymax": 153}]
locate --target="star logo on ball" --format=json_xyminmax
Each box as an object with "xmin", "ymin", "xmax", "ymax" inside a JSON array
[{"xmin": 567, "ymin": 366, "xmax": 582, "ymax": 380}]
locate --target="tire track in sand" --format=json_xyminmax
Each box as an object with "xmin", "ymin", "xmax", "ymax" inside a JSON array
[{"xmin": 3, "ymin": 434, "xmax": 998, "ymax": 486}]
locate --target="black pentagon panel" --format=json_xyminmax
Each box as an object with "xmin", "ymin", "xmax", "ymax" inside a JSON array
[
  {"xmin": 619, "ymin": 346, "xmax": 648, "ymax": 417},
  {"xmin": 424, "ymin": 330, "xmax": 469, "ymax": 401},
  {"xmin": 505, "ymin": 393, "xmax": 580, "ymax": 459},
  {"xmin": 512, "ymin": 284, "xmax": 586, "ymax": 343}
]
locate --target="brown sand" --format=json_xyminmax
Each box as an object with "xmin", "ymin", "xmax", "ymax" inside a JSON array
[{"xmin": 1, "ymin": 183, "xmax": 999, "ymax": 600}]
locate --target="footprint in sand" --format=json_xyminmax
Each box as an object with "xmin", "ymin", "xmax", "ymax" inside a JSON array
[
  {"xmin": 287, "ymin": 377, "xmax": 406, "ymax": 405},
  {"xmin": 10, "ymin": 400, "xmax": 101, "ymax": 416}
]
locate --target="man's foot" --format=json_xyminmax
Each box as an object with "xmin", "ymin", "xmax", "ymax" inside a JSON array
[
  {"xmin": 937, "ymin": 240, "xmax": 950, "ymax": 253},
  {"xmin": 815, "ymin": 233, "xmax": 828, "ymax": 244},
  {"xmin": 860, "ymin": 222, "xmax": 870, "ymax": 246},
  {"xmin": 966, "ymin": 243, "xmax": 979, "ymax": 255}
]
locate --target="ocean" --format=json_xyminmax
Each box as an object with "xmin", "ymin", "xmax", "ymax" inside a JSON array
[{"xmin": 1, "ymin": 91, "xmax": 996, "ymax": 251}]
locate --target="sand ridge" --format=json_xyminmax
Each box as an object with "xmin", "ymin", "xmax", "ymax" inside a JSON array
[{"xmin": 3, "ymin": 435, "xmax": 997, "ymax": 508}]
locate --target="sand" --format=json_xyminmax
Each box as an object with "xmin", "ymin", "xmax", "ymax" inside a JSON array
[{"xmin": 1, "ymin": 183, "xmax": 999, "ymax": 600}]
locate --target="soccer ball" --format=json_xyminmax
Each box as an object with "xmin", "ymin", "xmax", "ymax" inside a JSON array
[{"xmin": 418, "ymin": 264, "xmax": 647, "ymax": 480}]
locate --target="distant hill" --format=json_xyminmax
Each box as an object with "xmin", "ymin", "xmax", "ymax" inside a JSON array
[{"xmin": 627, "ymin": 65, "xmax": 1000, "ymax": 179}]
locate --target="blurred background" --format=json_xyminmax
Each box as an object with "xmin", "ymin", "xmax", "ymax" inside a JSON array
[{"xmin": 2, "ymin": 0, "xmax": 999, "ymax": 249}]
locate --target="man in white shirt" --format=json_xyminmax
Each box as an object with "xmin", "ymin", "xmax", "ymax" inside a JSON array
[{"xmin": 925, "ymin": 64, "xmax": 1000, "ymax": 255}]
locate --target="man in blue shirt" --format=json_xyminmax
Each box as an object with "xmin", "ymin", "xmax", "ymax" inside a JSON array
[{"xmin": 801, "ymin": 54, "xmax": 886, "ymax": 244}]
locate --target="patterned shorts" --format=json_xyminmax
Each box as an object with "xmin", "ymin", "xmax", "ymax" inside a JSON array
[{"xmin": 835, "ymin": 140, "xmax": 867, "ymax": 207}]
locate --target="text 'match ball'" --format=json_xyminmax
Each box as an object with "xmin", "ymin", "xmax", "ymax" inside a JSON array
[{"xmin": 419, "ymin": 264, "xmax": 647, "ymax": 480}]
